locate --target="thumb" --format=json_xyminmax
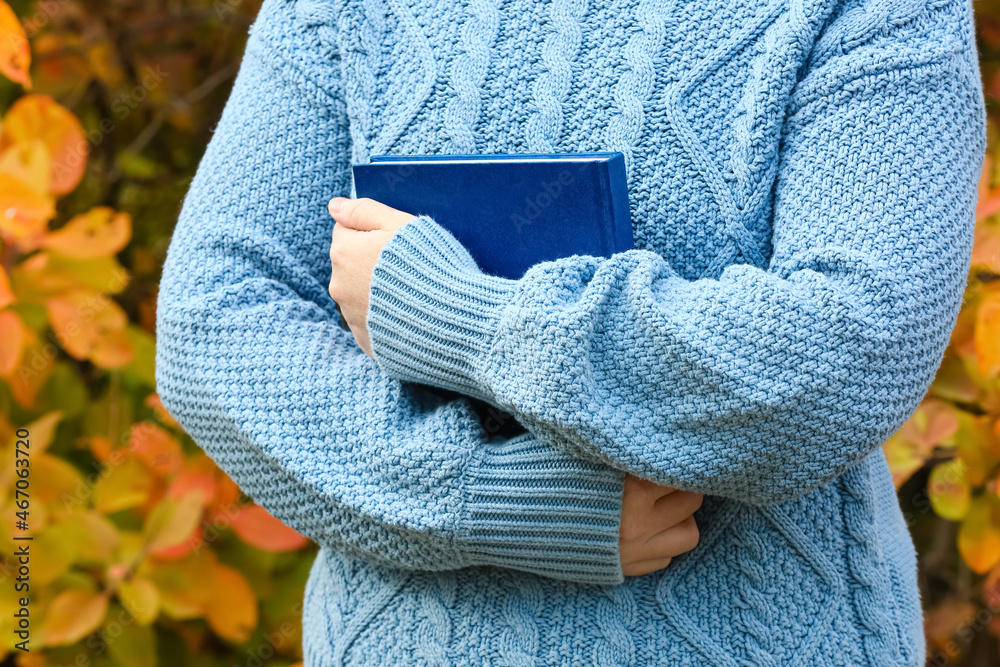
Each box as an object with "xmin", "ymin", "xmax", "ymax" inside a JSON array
[{"xmin": 329, "ymin": 197, "xmax": 414, "ymax": 232}]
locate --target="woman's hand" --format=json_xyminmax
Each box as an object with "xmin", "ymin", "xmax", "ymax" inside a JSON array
[
  {"xmin": 619, "ymin": 474, "xmax": 703, "ymax": 577},
  {"xmin": 328, "ymin": 197, "xmax": 415, "ymax": 356}
]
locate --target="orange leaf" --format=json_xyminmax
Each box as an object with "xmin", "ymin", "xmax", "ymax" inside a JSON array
[
  {"xmin": 0, "ymin": 95, "xmax": 87, "ymax": 194},
  {"xmin": 958, "ymin": 497, "xmax": 1000, "ymax": 574},
  {"xmin": 44, "ymin": 207, "xmax": 131, "ymax": 260},
  {"xmin": 973, "ymin": 221, "xmax": 1000, "ymax": 274},
  {"xmin": 975, "ymin": 296, "xmax": 1000, "ymax": 379},
  {"xmin": 128, "ymin": 422, "xmax": 182, "ymax": 476},
  {"xmin": 42, "ymin": 590, "xmax": 108, "ymax": 646},
  {"xmin": 6, "ymin": 331, "xmax": 55, "ymax": 408},
  {"xmin": 89, "ymin": 326, "xmax": 133, "ymax": 369},
  {"xmin": 0, "ymin": 308, "xmax": 25, "ymax": 376},
  {"xmin": 231, "ymin": 504, "xmax": 309, "ymax": 553},
  {"xmin": 46, "ymin": 288, "xmax": 129, "ymax": 363},
  {"xmin": 204, "ymin": 564, "xmax": 258, "ymax": 643},
  {"xmin": 167, "ymin": 461, "xmax": 216, "ymax": 507},
  {"xmin": 144, "ymin": 393, "xmax": 181, "ymax": 429},
  {"xmin": 0, "ymin": 1, "xmax": 31, "ymax": 89}
]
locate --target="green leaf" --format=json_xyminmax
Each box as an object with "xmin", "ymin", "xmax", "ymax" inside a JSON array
[
  {"xmin": 104, "ymin": 603, "xmax": 157, "ymax": 667},
  {"xmin": 35, "ymin": 361, "xmax": 88, "ymax": 419},
  {"xmin": 121, "ymin": 324, "xmax": 155, "ymax": 387}
]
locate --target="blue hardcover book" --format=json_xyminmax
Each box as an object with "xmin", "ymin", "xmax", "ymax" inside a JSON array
[{"xmin": 352, "ymin": 152, "xmax": 633, "ymax": 280}]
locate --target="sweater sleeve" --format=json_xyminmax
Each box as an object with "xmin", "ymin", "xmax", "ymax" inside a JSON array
[
  {"xmin": 366, "ymin": 8, "xmax": 987, "ymax": 506},
  {"xmin": 154, "ymin": 0, "xmax": 628, "ymax": 586}
]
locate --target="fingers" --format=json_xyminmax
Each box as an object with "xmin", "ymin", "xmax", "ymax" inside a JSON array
[
  {"xmin": 619, "ymin": 490, "xmax": 704, "ymax": 543},
  {"xmin": 652, "ymin": 490, "xmax": 704, "ymax": 526},
  {"xmin": 620, "ymin": 517, "xmax": 701, "ymax": 577},
  {"xmin": 641, "ymin": 515, "xmax": 701, "ymax": 557},
  {"xmin": 329, "ymin": 197, "xmax": 415, "ymax": 232}
]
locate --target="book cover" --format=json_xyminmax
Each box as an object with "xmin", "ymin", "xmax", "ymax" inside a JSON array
[{"xmin": 352, "ymin": 152, "xmax": 633, "ymax": 280}]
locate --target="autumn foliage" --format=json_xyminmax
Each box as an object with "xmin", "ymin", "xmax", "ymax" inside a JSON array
[
  {"xmin": 0, "ymin": 1, "xmax": 313, "ymax": 665},
  {"xmin": 1, "ymin": 0, "xmax": 1000, "ymax": 664}
]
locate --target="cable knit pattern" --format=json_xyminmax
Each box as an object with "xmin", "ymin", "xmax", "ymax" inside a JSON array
[
  {"xmin": 593, "ymin": 584, "xmax": 638, "ymax": 666},
  {"xmin": 842, "ymin": 462, "xmax": 904, "ymax": 665},
  {"xmin": 526, "ymin": 0, "xmax": 587, "ymax": 151},
  {"xmin": 604, "ymin": 0, "xmax": 667, "ymax": 174},
  {"xmin": 442, "ymin": 0, "xmax": 499, "ymax": 153},
  {"xmin": 155, "ymin": 0, "xmax": 985, "ymax": 663}
]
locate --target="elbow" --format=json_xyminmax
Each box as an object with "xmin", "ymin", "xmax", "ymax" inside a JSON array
[{"xmin": 745, "ymin": 320, "xmax": 948, "ymax": 506}]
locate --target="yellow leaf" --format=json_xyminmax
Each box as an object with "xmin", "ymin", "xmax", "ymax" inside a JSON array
[
  {"xmin": 10, "ymin": 410, "xmax": 62, "ymax": 454},
  {"xmin": 31, "ymin": 453, "xmax": 82, "ymax": 508},
  {"xmin": 0, "ymin": 1, "xmax": 31, "ymax": 89},
  {"xmin": 44, "ymin": 207, "xmax": 131, "ymax": 260},
  {"xmin": 32, "ymin": 523, "xmax": 77, "ymax": 585},
  {"xmin": 0, "ymin": 309, "xmax": 25, "ymax": 376},
  {"xmin": 976, "ymin": 296, "xmax": 1000, "ymax": 380},
  {"xmin": 93, "ymin": 456, "xmax": 154, "ymax": 514},
  {"xmin": 63, "ymin": 510, "xmax": 118, "ymax": 563},
  {"xmin": 0, "ymin": 139, "xmax": 48, "ymax": 194},
  {"xmin": 140, "ymin": 550, "xmax": 215, "ymax": 620},
  {"xmin": 958, "ymin": 497, "xmax": 1000, "ymax": 574},
  {"xmin": 884, "ymin": 399, "xmax": 959, "ymax": 488},
  {"xmin": 0, "ymin": 172, "xmax": 55, "ymax": 242},
  {"xmin": 116, "ymin": 577, "xmax": 159, "ymax": 626},
  {"xmin": 204, "ymin": 564, "xmax": 258, "ymax": 643},
  {"xmin": 143, "ymin": 494, "xmax": 203, "ymax": 554},
  {"xmin": 928, "ymin": 459, "xmax": 971, "ymax": 521},
  {"xmin": 42, "ymin": 590, "xmax": 108, "ymax": 647},
  {"xmin": 0, "ymin": 95, "xmax": 87, "ymax": 195},
  {"xmin": 12, "ymin": 252, "xmax": 129, "ymax": 299}
]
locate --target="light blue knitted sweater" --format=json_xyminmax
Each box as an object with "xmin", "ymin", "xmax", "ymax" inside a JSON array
[{"xmin": 155, "ymin": 0, "xmax": 985, "ymax": 661}]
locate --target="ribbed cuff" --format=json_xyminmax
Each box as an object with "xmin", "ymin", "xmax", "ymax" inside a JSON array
[
  {"xmin": 461, "ymin": 435, "xmax": 626, "ymax": 586},
  {"xmin": 367, "ymin": 215, "xmax": 518, "ymax": 401}
]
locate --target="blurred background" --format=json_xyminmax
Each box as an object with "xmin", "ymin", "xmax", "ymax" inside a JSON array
[{"xmin": 0, "ymin": 0, "xmax": 997, "ymax": 665}]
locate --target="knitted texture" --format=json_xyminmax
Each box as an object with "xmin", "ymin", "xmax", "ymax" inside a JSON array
[{"xmin": 154, "ymin": 0, "xmax": 986, "ymax": 662}]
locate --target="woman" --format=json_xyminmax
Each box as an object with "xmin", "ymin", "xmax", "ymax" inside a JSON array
[{"xmin": 155, "ymin": 0, "xmax": 985, "ymax": 661}]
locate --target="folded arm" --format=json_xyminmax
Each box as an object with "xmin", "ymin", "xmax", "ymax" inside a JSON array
[
  {"xmin": 367, "ymin": 8, "xmax": 986, "ymax": 506},
  {"xmin": 156, "ymin": 0, "xmax": 628, "ymax": 585}
]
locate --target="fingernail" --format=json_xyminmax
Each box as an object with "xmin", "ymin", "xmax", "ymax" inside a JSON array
[{"xmin": 329, "ymin": 197, "xmax": 347, "ymax": 215}]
